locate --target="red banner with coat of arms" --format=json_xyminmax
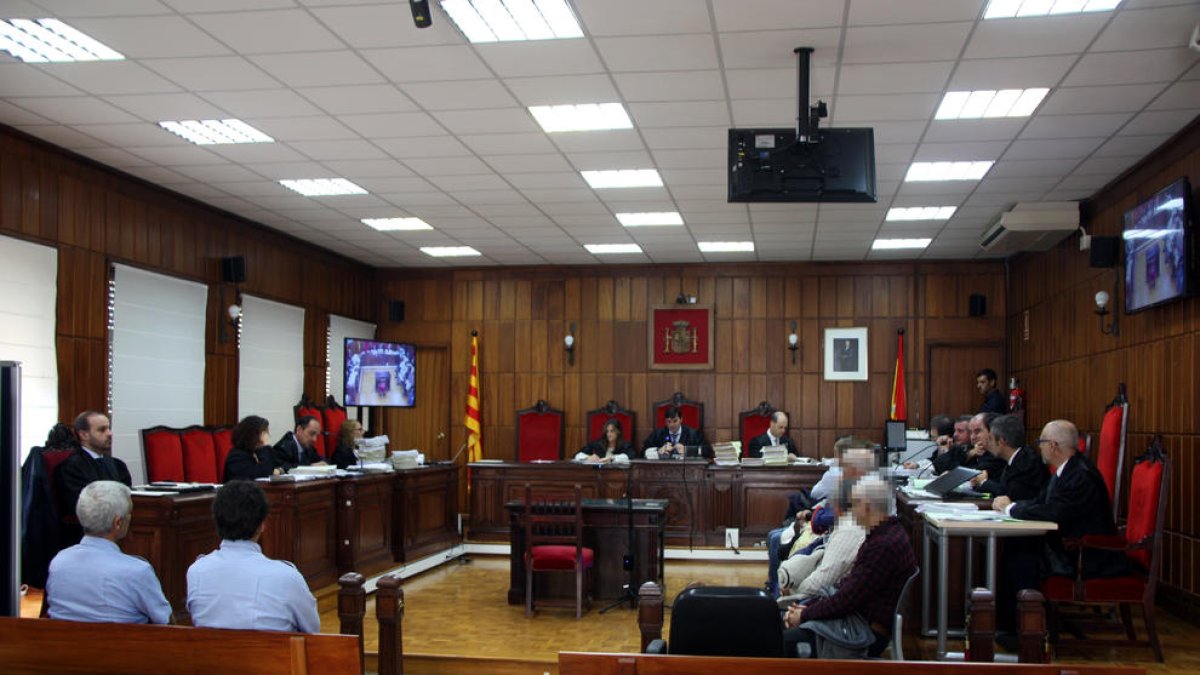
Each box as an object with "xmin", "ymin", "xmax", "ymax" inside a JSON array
[{"xmin": 649, "ymin": 306, "xmax": 713, "ymax": 370}]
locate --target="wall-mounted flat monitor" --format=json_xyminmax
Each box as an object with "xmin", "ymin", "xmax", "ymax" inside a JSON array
[
  {"xmin": 1123, "ymin": 177, "xmax": 1194, "ymax": 314},
  {"xmin": 344, "ymin": 339, "xmax": 415, "ymax": 407}
]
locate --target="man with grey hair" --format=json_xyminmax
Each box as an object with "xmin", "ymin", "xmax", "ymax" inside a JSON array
[
  {"xmin": 46, "ymin": 480, "xmax": 171, "ymax": 624},
  {"xmin": 968, "ymin": 414, "xmax": 1047, "ymax": 501}
]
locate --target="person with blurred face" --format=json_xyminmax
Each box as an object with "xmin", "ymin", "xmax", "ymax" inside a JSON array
[
  {"xmin": 747, "ymin": 411, "xmax": 800, "ymax": 459},
  {"xmin": 575, "ymin": 418, "xmax": 632, "ymax": 464},
  {"xmin": 271, "ymin": 416, "xmax": 326, "ymax": 471},
  {"xmin": 56, "ymin": 411, "xmax": 132, "ymax": 525}
]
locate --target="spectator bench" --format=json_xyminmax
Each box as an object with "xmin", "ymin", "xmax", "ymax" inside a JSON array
[{"xmin": 559, "ymin": 653, "xmax": 1146, "ymax": 675}]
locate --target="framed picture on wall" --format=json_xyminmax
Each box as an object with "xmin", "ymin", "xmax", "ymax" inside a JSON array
[
  {"xmin": 649, "ymin": 305, "xmax": 713, "ymax": 370},
  {"xmin": 824, "ymin": 327, "xmax": 868, "ymax": 381}
]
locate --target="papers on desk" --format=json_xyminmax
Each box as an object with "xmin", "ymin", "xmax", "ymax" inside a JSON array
[{"xmin": 915, "ymin": 502, "xmax": 978, "ymax": 514}]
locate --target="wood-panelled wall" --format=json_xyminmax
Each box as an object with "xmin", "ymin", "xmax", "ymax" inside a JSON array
[
  {"xmin": 0, "ymin": 125, "xmax": 376, "ymax": 426},
  {"xmin": 377, "ymin": 262, "xmax": 1005, "ymax": 463},
  {"xmin": 1008, "ymin": 115, "xmax": 1200, "ymax": 612}
]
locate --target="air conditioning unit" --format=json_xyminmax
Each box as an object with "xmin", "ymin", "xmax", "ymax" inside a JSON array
[{"xmin": 979, "ymin": 202, "xmax": 1080, "ymax": 254}]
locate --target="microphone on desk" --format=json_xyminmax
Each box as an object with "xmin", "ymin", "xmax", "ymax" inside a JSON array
[{"xmin": 437, "ymin": 441, "xmax": 469, "ymax": 466}]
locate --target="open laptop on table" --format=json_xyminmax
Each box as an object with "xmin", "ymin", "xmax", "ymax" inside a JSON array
[{"xmin": 923, "ymin": 465, "xmax": 985, "ymax": 499}]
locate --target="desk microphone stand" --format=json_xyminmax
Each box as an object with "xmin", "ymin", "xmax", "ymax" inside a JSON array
[{"xmin": 600, "ymin": 464, "xmax": 639, "ymax": 613}]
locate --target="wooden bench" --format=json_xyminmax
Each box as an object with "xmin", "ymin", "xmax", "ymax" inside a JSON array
[{"xmin": 559, "ymin": 652, "xmax": 1146, "ymax": 675}]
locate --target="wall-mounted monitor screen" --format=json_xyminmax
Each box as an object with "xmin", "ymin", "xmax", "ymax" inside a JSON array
[
  {"xmin": 1123, "ymin": 177, "xmax": 1194, "ymax": 314},
  {"xmin": 344, "ymin": 338, "xmax": 415, "ymax": 407}
]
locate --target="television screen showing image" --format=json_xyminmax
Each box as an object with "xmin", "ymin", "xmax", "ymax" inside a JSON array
[
  {"xmin": 344, "ymin": 339, "xmax": 415, "ymax": 407},
  {"xmin": 1123, "ymin": 177, "xmax": 1193, "ymax": 314}
]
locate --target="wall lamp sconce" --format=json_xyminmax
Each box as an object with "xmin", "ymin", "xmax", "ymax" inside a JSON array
[
  {"xmin": 564, "ymin": 322, "xmax": 576, "ymax": 366},
  {"xmin": 219, "ymin": 285, "xmax": 243, "ymax": 344},
  {"xmin": 1094, "ymin": 290, "xmax": 1119, "ymax": 336},
  {"xmin": 787, "ymin": 321, "xmax": 799, "ymax": 365},
  {"xmin": 675, "ymin": 293, "xmax": 697, "ymax": 305}
]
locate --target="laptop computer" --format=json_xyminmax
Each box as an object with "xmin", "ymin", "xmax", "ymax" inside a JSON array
[{"xmin": 923, "ymin": 465, "xmax": 982, "ymax": 498}]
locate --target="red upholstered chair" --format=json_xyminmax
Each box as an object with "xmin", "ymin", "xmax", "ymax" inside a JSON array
[
  {"xmin": 211, "ymin": 425, "xmax": 234, "ymax": 480},
  {"xmin": 585, "ymin": 400, "xmax": 635, "ymax": 451},
  {"xmin": 180, "ymin": 425, "xmax": 218, "ymax": 483},
  {"xmin": 141, "ymin": 426, "xmax": 185, "ymax": 483},
  {"xmin": 322, "ymin": 396, "xmax": 349, "ymax": 457},
  {"xmin": 523, "ymin": 483, "xmax": 594, "ymax": 619},
  {"xmin": 1095, "ymin": 384, "xmax": 1129, "ymax": 520},
  {"xmin": 738, "ymin": 401, "xmax": 775, "ymax": 456},
  {"xmin": 515, "ymin": 400, "xmax": 564, "ymax": 462},
  {"xmin": 652, "ymin": 392, "xmax": 704, "ymax": 435},
  {"xmin": 1041, "ymin": 440, "xmax": 1169, "ymax": 662},
  {"xmin": 294, "ymin": 394, "xmax": 327, "ymax": 459}
]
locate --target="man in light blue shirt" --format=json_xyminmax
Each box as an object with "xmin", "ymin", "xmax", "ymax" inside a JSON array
[
  {"xmin": 187, "ymin": 480, "xmax": 319, "ymax": 633},
  {"xmin": 46, "ymin": 480, "xmax": 171, "ymax": 624}
]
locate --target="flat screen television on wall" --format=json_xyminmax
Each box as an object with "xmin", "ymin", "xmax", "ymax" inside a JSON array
[
  {"xmin": 1123, "ymin": 177, "xmax": 1194, "ymax": 314},
  {"xmin": 344, "ymin": 338, "xmax": 415, "ymax": 407}
]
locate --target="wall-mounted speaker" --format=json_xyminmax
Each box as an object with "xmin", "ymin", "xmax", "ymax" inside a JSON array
[
  {"xmin": 221, "ymin": 256, "xmax": 246, "ymax": 284},
  {"xmin": 1090, "ymin": 236, "xmax": 1119, "ymax": 268},
  {"xmin": 968, "ymin": 294, "xmax": 987, "ymax": 317},
  {"xmin": 388, "ymin": 300, "xmax": 405, "ymax": 322}
]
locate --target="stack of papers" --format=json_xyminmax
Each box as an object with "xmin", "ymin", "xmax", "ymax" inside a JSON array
[
  {"xmin": 289, "ymin": 465, "xmax": 337, "ymax": 477},
  {"xmin": 390, "ymin": 449, "xmax": 421, "ymax": 470},
  {"xmin": 712, "ymin": 442, "xmax": 740, "ymax": 466},
  {"xmin": 761, "ymin": 446, "xmax": 789, "ymax": 466},
  {"xmin": 916, "ymin": 502, "xmax": 978, "ymax": 514}
]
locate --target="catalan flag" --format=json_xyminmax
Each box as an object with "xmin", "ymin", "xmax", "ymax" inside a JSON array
[
  {"xmin": 465, "ymin": 331, "xmax": 483, "ymax": 463},
  {"xmin": 889, "ymin": 328, "xmax": 907, "ymax": 421}
]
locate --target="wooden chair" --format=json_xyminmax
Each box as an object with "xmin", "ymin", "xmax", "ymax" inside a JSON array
[
  {"xmin": 523, "ymin": 483, "xmax": 593, "ymax": 619},
  {"xmin": 651, "ymin": 392, "xmax": 704, "ymax": 435},
  {"xmin": 141, "ymin": 426, "xmax": 185, "ymax": 483},
  {"xmin": 586, "ymin": 400, "xmax": 636, "ymax": 451},
  {"xmin": 1041, "ymin": 439, "xmax": 1169, "ymax": 662},
  {"xmin": 515, "ymin": 400, "xmax": 564, "ymax": 462},
  {"xmin": 738, "ymin": 401, "xmax": 775, "ymax": 456},
  {"xmin": 1094, "ymin": 383, "xmax": 1129, "ymax": 520}
]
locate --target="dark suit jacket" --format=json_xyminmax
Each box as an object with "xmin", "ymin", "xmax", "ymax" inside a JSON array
[
  {"xmin": 745, "ymin": 432, "xmax": 798, "ymax": 459},
  {"xmin": 223, "ymin": 446, "xmax": 276, "ymax": 482},
  {"xmin": 582, "ymin": 439, "xmax": 633, "ymax": 459},
  {"xmin": 56, "ymin": 448, "xmax": 133, "ymax": 516},
  {"xmin": 330, "ymin": 443, "xmax": 357, "ymax": 470},
  {"xmin": 1010, "ymin": 452, "xmax": 1126, "ymax": 578},
  {"xmin": 643, "ymin": 425, "xmax": 708, "ymax": 458},
  {"xmin": 931, "ymin": 444, "xmax": 1004, "ymax": 476},
  {"xmin": 931, "ymin": 443, "xmax": 970, "ymax": 474},
  {"xmin": 271, "ymin": 432, "xmax": 323, "ymax": 471},
  {"xmin": 977, "ymin": 445, "xmax": 1048, "ymax": 501},
  {"xmin": 980, "ymin": 389, "xmax": 1006, "ymax": 414}
]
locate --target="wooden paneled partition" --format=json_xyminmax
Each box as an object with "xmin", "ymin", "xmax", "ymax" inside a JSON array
[{"xmin": 1008, "ymin": 116, "xmax": 1200, "ymax": 615}]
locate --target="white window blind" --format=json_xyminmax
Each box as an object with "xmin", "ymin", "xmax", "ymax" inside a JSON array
[
  {"xmin": 0, "ymin": 235, "xmax": 59, "ymax": 462},
  {"xmin": 238, "ymin": 295, "xmax": 305, "ymax": 439},
  {"xmin": 111, "ymin": 264, "xmax": 207, "ymax": 483}
]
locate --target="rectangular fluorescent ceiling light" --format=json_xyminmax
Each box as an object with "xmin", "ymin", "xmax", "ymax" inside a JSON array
[
  {"xmin": 886, "ymin": 206, "xmax": 958, "ymax": 221},
  {"xmin": 935, "ymin": 89, "xmax": 1049, "ymax": 120},
  {"xmin": 984, "ymin": 0, "xmax": 1121, "ymax": 19},
  {"xmin": 440, "ymin": 0, "xmax": 583, "ymax": 43},
  {"xmin": 279, "ymin": 178, "xmax": 368, "ymax": 197},
  {"xmin": 0, "ymin": 18, "xmax": 124, "ymax": 62},
  {"xmin": 616, "ymin": 212, "xmax": 683, "ymax": 227},
  {"xmin": 698, "ymin": 241, "xmax": 755, "ymax": 253},
  {"xmin": 159, "ymin": 119, "xmax": 274, "ymax": 145},
  {"xmin": 362, "ymin": 217, "xmax": 433, "ymax": 231},
  {"xmin": 872, "ymin": 238, "xmax": 932, "ymax": 250},
  {"xmin": 421, "ymin": 246, "xmax": 481, "ymax": 257},
  {"xmin": 904, "ymin": 161, "xmax": 994, "ymax": 182},
  {"xmin": 585, "ymin": 243, "xmax": 642, "ymax": 254},
  {"xmin": 529, "ymin": 103, "xmax": 632, "ymax": 133},
  {"xmin": 581, "ymin": 170, "xmax": 663, "ymax": 189}
]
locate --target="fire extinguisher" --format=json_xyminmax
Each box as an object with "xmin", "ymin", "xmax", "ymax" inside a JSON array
[{"xmin": 1008, "ymin": 377, "xmax": 1025, "ymax": 414}]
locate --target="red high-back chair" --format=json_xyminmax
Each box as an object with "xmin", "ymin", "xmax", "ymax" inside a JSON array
[
  {"xmin": 179, "ymin": 425, "xmax": 218, "ymax": 483},
  {"xmin": 515, "ymin": 400, "xmax": 564, "ymax": 462},
  {"xmin": 738, "ymin": 401, "xmax": 775, "ymax": 456},
  {"xmin": 322, "ymin": 395, "xmax": 349, "ymax": 455},
  {"xmin": 1095, "ymin": 383, "xmax": 1129, "ymax": 520},
  {"xmin": 586, "ymin": 400, "xmax": 636, "ymax": 451},
  {"xmin": 141, "ymin": 426, "xmax": 185, "ymax": 483},
  {"xmin": 652, "ymin": 392, "xmax": 704, "ymax": 435},
  {"xmin": 211, "ymin": 425, "xmax": 234, "ymax": 479}
]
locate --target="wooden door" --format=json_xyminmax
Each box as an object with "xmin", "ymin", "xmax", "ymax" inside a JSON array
[
  {"xmin": 383, "ymin": 345, "xmax": 451, "ymax": 460},
  {"xmin": 927, "ymin": 343, "xmax": 1004, "ymax": 422}
]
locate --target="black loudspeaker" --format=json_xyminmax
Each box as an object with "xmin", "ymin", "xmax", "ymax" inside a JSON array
[
  {"xmin": 1090, "ymin": 236, "xmax": 1119, "ymax": 268},
  {"xmin": 388, "ymin": 300, "xmax": 405, "ymax": 322},
  {"xmin": 221, "ymin": 256, "xmax": 246, "ymax": 284},
  {"xmin": 968, "ymin": 294, "xmax": 987, "ymax": 317}
]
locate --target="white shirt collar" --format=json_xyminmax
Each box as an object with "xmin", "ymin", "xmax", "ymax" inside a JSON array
[
  {"xmin": 81, "ymin": 446, "xmax": 101, "ymax": 459},
  {"xmin": 1055, "ymin": 454, "xmax": 1072, "ymax": 477},
  {"xmin": 1007, "ymin": 446, "xmax": 1020, "ymax": 466}
]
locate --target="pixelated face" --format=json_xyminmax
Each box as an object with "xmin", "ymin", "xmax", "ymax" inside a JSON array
[
  {"xmin": 769, "ymin": 413, "xmax": 788, "ymax": 438},
  {"xmin": 665, "ymin": 415, "xmax": 682, "ymax": 434},
  {"xmin": 80, "ymin": 414, "xmax": 113, "ymax": 451},
  {"xmin": 296, "ymin": 420, "xmax": 321, "ymax": 449}
]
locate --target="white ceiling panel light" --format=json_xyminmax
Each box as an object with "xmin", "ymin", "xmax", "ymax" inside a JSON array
[
  {"xmin": 935, "ymin": 88, "xmax": 1049, "ymax": 120},
  {"xmin": 904, "ymin": 161, "xmax": 994, "ymax": 182},
  {"xmin": 0, "ymin": 19, "xmax": 124, "ymax": 63},
  {"xmin": 279, "ymin": 178, "xmax": 368, "ymax": 196},
  {"xmin": 698, "ymin": 241, "xmax": 754, "ymax": 252},
  {"xmin": 983, "ymin": 0, "xmax": 1122, "ymax": 20},
  {"xmin": 581, "ymin": 169, "xmax": 663, "ymax": 189},
  {"xmin": 616, "ymin": 211, "xmax": 683, "ymax": 227},
  {"xmin": 585, "ymin": 243, "xmax": 642, "ymax": 254},
  {"xmin": 421, "ymin": 245, "xmax": 482, "ymax": 257},
  {"xmin": 872, "ymin": 238, "xmax": 932, "ymax": 250},
  {"xmin": 529, "ymin": 103, "xmax": 632, "ymax": 133},
  {"xmin": 159, "ymin": 119, "xmax": 274, "ymax": 145},
  {"xmin": 362, "ymin": 217, "xmax": 434, "ymax": 231},
  {"xmin": 886, "ymin": 206, "xmax": 958, "ymax": 221},
  {"xmin": 440, "ymin": 0, "xmax": 583, "ymax": 44}
]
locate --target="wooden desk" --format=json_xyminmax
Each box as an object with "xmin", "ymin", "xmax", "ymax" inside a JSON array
[
  {"xmin": 336, "ymin": 472, "xmax": 393, "ymax": 577},
  {"xmin": 505, "ymin": 497, "xmax": 666, "ymax": 604},
  {"xmin": 470, "ymin": 460, "xmax": 825, "ymax": 547},
  {"xmin": 391, "ymin": 464, "xmax": 460, "ymax": 562}
]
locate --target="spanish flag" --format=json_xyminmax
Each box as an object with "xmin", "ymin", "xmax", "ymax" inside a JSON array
[
  {"xmin": 889, "ymin": 329, "xmax": 907, "ymax": 421},
  {"xmin": 465, "ymin": 331, "xmax": 483, "ymax": 463}
]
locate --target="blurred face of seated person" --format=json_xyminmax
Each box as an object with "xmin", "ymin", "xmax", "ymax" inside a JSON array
[
  {"xmin": 77, "ymin": 412, "xmax": 113, "ymax": 454},
  {"xmin": 976, "ymin": 371, "xmax": 996, "ymax": 396},
  {"xmin": 296, "ymin": 418, "xmax": 321, "ymax": 450},
  {"xmin": 968, "ymin": 413, "xmax": 992, "ymax": 459},
  {"xmin": 953, "ymin": 419, "xmax": 971, "ymax": 446},
  {"xmin": 340, "ymin": 420, "xmax": 364, "ymax": 448},
  {"xmin": 769, "ymin": 412, "xmax": 789, "ymax": 440},
  {"xmin": 665, "ymin": 414, "xmax": 681, "ymax": 436},
  {"xmin": 186, "ymin": 481, "xmax": 320, "ymax": 633},
  {"xmin": 47, "ymin": 481, "xmax": 172, "ymax": 624}
]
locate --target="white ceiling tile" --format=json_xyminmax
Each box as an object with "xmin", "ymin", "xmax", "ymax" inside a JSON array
[
  {"xmin": 520, "ymin": 188, "xmax": 600, "ymax": 203},
  {"xmin": 843, "ymin": 23, "xmax": 972, "ymax": 64},
  {"xmin": 189, "ymin": 10, "xmax": 344, "ymax": 54},
  {"xmin": 428, "ymin": 174, "xmax": 511, "ymax": 192},
  {"xmin": 1092, "ymin": 5, "xmax": 1200, "ymax": 52},
  {"xmin": 362, "ymin": 46, "xmax": 492, "ymax": 83},
  {"xmin": 401, "ymin": 80, "xmax": 518, "ymax": 110},
  {"xmin": 1120, "ymin": 109, "xmax": 1200, "ymax": 136},
  {"xmin": 730, "ymin": 99, "xmax": 799, "ymax": 127},
  {"xmin": 594, "ymin": 34, "xmax": 719, "ymax": 72},
  {"xmin": 72, "ymin": 123, "xmax": 176, "ymax": 147},
  {"xmin": 289, "ymin": 139, "xmax": 387, "ymax": 161},
  {"xmin": 39, "ymin": 61, "xmax": 180, "ymax": 95},
  {"xmin": 949, "ymin": 55, "xmax": 1077, "ymax": 90},
  {"xmin": 461, "ymin": 133, "xmax": 558, "ymax": 155},
  {"xmin": 551, "ymin": 129, "xmax": 647, "ymax": 153},
  {"xmin": 988, "ymin": 159, "xmax": 1080, "ymax": 178},
  {"xmin": 142, "ymin": 56, "xmax": 280, "ymax": 92},
  {"xmin": 870, "ymin": 121, "xmax": 928, "ymax": 145},
  {"xmin": 124, "ymin": 144, "xmax": 224, "ymax": 165},
  {"xmin": 373, "ymin": 135, "xmax": 472, "ymax": 159},
  {"xmin": 1072, "ymin": 155, "xmax": 1138, "ymax": 177},
  {"xmin": 476, "ymin": 40, "xmax": 605, "ymax": 77},
  {"xmin": 404, "ymin": 156, "xmax": 493, "ymax": 176},
  {"xmin": 612, "ymin": 71, "xmax": 726, "ymax": 102},
  {"xmin": 847, "ymin": 0, "xmax": 984, "ymax": 25},
  {"xmin": 1039, "ymin": 83, "xmax": 1167, "ymax": 115},
  {"xmin": 75, "ymin": 146, "xmax": 155, "ymax": 168},
  {"xmin": 838, "ymin": 62, "xmax": 953, "ymax": 95},
  {"xmin": 651, "ymin": 148, "xmax": 726, "ymax": 169},
  {"xmin": 725, "ymin": 67, "xmax": 836, "ymax": 100},
  {"xmin": 2, "ymin": 101, "xmax": 53, "ymax": 126},
  {"xmin": 642, "ymin": 126, "xmax": 732, "ymax": 150},
  {"xmin": 0, "ymin": 64, "xmax": 81, "ymax": 96},
  {"xmin": 539, "ymin": 201, "xmax": 607, "ymax": 216},
  {"xmin": 922, "ymin": 119, "xmax": 1027, "ymax": 143},
  {"xmin": 1092, "ymin": 134, "xmax": 1171, "ymax": 158},
  {"xmin": 430, "ymin": 108, "xmax": 540, "ymax": 135},
  {"xmin": 628, "ymin": 101, "xmax": 730, "ymax": 128},
  {"xmin": 506, "ymin": 172, "xmax": 588, "ymax": 189},
  {"xmin": 102, "ymin": 92, "xmax": 228, "ymax": 120},
  {"xmin": 201, "ymin": 90, "xmax": 324, "ymax": 118},
  {"xmin": 832, "ymin": 93, "xmax": 939, "ymax": 122},
  {"xmin": 913, "ymin": 141, "xmax": 1007, "ymax": 161},
  {"xmin": 965, "ymin": 14, "xmax": 1108, "ymax": 59},
  {"xmin": 596, "ymin": 186, "xmax": 672, "ymax": 202},
  {"xmin": 718, "ymin": 29, "xmax": 842, "ymax": 70},
  {"xmin": 875, "ymin": 143, "xmax": 918, "ymax": 163},
  {"xmin": 297, "ymin": 84, "xmax": 417, "ymax": 115},
  {"xmin": 172, "ymin": 162, "xmax": 264, "ymax": 184},
  {"xmin": 1063, "ymin": 48, "xmax": 1198, "ymax": 86},
  {"xmin": 71, "ymin": 16, "xmax": 230, "ymax": 58},
  {"xmin": 340, "ymin": 112, "xmax": 445, "ymax": 138},
  {"xmin": 9, "ymin": 96, "xmax": 139, "ymax": 125},
  {"xmin": 239, "ymin": 160, "xmax": 330, "ymax": 179},
  {"xmin": 252, "ymin": 116, "xmax": 357, "ymax": 141},
  {"xmin": 250, "ymin": 51, "xmax": 384, "ymax": 88},
  {"xmin": 1148, "ymin": 80, "xmax": 1200, "ymax": 111},
  {"xmin": 503, "ymin": 74, "xmax": 619, "ymax": 106},
  {"xmin": 713, "ymin": 0, "xmax": 845, "ymax": 30},
  {"xmin": 1020, "ymin": 113, "xmax": 1133, "ymax": 140},
  {"xmin": 310, "ymin": 3, "xmax": 463, "ymax": 48},
  {"xmin": 576, "ymin": 0, "xmax": 713, "ymax": 35}
]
